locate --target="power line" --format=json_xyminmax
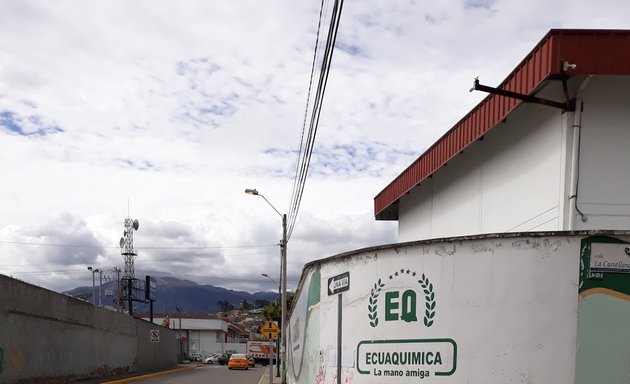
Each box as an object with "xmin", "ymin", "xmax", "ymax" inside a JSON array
[
  {"xmin": 0, "ymin": 239, "xmax": 277, "ymax": 250},
  {"xmin": 288, "ymin": 0, "xmax": 344, "ymax": 240},
  {"xmin": 3, "ymin": 268, "xmax": 300, "ymax": 285}
]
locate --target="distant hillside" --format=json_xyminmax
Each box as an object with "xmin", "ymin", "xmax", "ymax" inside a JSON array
[{"xmin": 63, "ymin": 276, "xmax": 278, "ymax": 313}]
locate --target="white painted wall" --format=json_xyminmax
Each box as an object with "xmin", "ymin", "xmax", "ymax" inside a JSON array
[
  {"xmin": 398, "ymin": 76, "xmax": 630, "ymax": 242},
  {"xmin": 572, "ymin": 76, "xmax": 630, "ymax": 229},
  {"xmin": 148, "ymin": 317, "xmax": 244, "ymax": 356},
  {"xmin": 286, "ymin": 233, "xmax": 614, "ymax": 384},
  {"xmin": 399, "ymin": 100, "xmax": 563, "ymax": 241}
]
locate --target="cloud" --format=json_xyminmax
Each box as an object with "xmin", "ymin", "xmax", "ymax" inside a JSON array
[
  {"xmin": 0, "ymin": 110, "xmax": 63, "ymax": 136},
  {"xmin": 1, "ymin": 0, "xmax": 630, "ymax": 294}
]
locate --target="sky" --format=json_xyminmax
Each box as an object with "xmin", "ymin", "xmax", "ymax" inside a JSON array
[{"xmin": 2, "ymin": 0, "xmax": 630, "ymax": 296}]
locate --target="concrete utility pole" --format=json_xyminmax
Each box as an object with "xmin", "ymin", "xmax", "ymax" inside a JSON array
[
  {"xmin": 112, "ymin": 267, "xmax": 122, "ymax": 310},
  {"xmin": 87, "ymin": 266, "xmax": 98, "ymax": 305},
  {"xmin": 245, "ymin": 188, "xmax": 288, "ymax": 384},
  {"xmin": 262, "ymin": 273, "xmax": 281, "ymax": 377},
  {"xmin": 98, "ymin": 269, "xmax": 103, "ymax": 306},
  {"xmin": 176, "ymin": 306, "xmax": 182, "ymax": 363}
]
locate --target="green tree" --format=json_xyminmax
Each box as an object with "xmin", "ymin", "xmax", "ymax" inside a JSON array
[
  {"xmin": 217, "ymin": 300, "xmax": 230, "ymax": 312},
  {"xmin": 255, "ymin": 299, "xmax": 270, "ymax": 309},
  {"xmin": 262, "ymin": 301, "xmax": 281, "ymax": 321},
  {"xmin": 240, "ymin": 300, "xmax": 253, "ymax": 310}
]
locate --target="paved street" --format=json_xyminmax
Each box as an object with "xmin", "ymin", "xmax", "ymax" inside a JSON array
[{"xmin": 135, "ymin": 364, "xmax": 265, "ymax": 384}]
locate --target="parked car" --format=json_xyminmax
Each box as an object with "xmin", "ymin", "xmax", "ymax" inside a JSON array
[
  {"xmin": 218, "ymin": 353, "xmax": 231, "ymax": 365},
  {"xmin": 204, "ymin": 354, "xmax": 221, "ymax": 365},
  {"xmin": 228, "ymin": 353, "xmax": 249, "ymax": 370},
  {"xmin": 189, "ymin": 352, "xmax": 204, "ymax": 362},
  {"xmin": 246, "ymin": 354, "xmax": 256, "ymax": 367}
]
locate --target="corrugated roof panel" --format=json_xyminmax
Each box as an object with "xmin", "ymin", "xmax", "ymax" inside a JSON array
[{"xmin": 375, "ymin": 29, "xmax": 630, "ymax": 220}]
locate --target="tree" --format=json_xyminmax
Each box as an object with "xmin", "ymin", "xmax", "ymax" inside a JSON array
[
  {"xmin": 240, "ymin": 300, "xmax": 253, "ymax": 310},
  {"xmin": 255, "ymin": 299, "xmax": 270, "ymax": 309},
  {"xmin": 262, "ymin": 301, "xmax": 281, "ymax": 321},
  {"xmin": 217, "ymin": 300, "xmax": 230, "ymax": 312}
]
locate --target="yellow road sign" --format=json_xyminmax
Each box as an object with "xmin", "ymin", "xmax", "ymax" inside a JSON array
[{"xmin": 260, "ymin": 321, "xmax": 280, "ymax": 340}]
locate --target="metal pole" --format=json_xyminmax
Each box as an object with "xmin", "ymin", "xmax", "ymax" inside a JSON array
[
  {"xmin": 176, "ymin": 306, "xmax": 182, "ymax": 363},
  {"xmin": 269, "ymin": 337, "xmax": 273, "ymax": 384},
  {"xmin": 281, "ymin": 213, "xmax": 287, "ymax": 384},
  {"xmin": 89, "ymin": 268, "xmax": 96, "ymax": 305},
  {"xmin": 337, "ymin": 294, "xmax": 342, "ymax": 384},
  {"xmin": 276, "ymin": 280, "xmax": 281, "ymax": 377},
  {"xmin": 98, "ymin": 269, "xmax": 103, "ymax": 306}
]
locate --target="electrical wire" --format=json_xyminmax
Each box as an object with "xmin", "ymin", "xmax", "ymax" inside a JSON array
[
  {"xmin": 0, "ymin": 239, "xmax": 277, "ymax": 250},
  {"xmin": 3, "ymin": 268, "xmax": 300, "ymax": 285},
  {"xmin": 287, "ymin": 0, "xmax": 344, "ymax": 240}
]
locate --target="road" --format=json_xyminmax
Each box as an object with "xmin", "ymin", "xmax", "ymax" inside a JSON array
[{"xmin": 138, "ymin": 364, "xmax": 265, "ymax": 384}]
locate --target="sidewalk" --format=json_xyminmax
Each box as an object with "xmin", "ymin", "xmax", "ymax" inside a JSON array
[
  {"xmin": 258, "ymin": 366, "xmax": 283, "ymax": 384},
  {"xmin": 86, "ymin": 363, "xmax": 202, "ymax": 383}
]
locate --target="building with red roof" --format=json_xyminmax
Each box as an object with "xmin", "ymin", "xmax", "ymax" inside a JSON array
[{"xmin": 375, "ymin": 29, "xmax": 630, "ymax": 242}]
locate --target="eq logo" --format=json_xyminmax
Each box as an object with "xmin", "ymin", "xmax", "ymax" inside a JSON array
[{"xmin": 367, "ymin": 268, "xmax": 436, "ymax": 328}]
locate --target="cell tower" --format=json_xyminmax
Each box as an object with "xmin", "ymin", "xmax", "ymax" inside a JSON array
[{"xmin": 119, "ymin": 217, "xmax": 140, "ymax": 279}]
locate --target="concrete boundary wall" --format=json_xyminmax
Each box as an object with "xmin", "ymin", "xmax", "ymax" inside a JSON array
[
  {"xmin": 287, "ymin": 231, "xmax": 630, "ymax": 384},
  {"xmin": 0, "ymin": 275, "xmax": 177, "ymax": 383}
]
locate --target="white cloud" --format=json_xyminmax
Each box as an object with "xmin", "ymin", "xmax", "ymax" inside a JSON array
[{"xmin": 2, "ymin": 0, "xmax": 630, "ymax": 294}]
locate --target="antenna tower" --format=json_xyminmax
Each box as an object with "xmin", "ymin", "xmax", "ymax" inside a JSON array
[{"xmin": 119, "ymin": 217, "xmax": 140, "ymax": 279}]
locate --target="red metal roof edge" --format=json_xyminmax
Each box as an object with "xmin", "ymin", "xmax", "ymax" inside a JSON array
[{"xmin": 374, "ymin": 29, "xmax": 630, "ymax": 220}]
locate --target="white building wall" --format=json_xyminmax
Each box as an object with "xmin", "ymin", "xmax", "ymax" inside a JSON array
[
  {"xmin": 399, "ymin": 76, "xmax": 630, "ymax": 242},
  {"xmin": 286, "ymin": 233, "xmax": 628, "ymax": 384},
  {"xmin": 399, "ymin": 101, "xmax": 564, "ymax": 242},
  {"xmin": 148, "ymin": 317, "xmax": 244, "ymax": 356},
  {"xmin": 573, "ymin": 76, "xmax": 630, "ymax": 229}
]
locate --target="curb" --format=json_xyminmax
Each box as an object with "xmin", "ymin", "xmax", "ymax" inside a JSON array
[
  {"xmin": 258, "ymin": 366, "xmax": 283, "ymax": 384},
  {"xmin": 101, "ymin": 365, "xmax": 195, "ymax": 383},
  {"xmin": 257, "ymin": 367, "xmax": 269, "ymax": 384}
]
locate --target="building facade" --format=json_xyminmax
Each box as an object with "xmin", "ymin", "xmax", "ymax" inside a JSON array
[
  {"xmin": 150, "ymin": 316, "xmax": 245, "ymax": 357},
  {"xmin": 374, "ymin": 30, "xmax": 630, "ymax": 242},
  {"xmin": 286, "ymin": 29, "xmax": 630, "ymax": 384}
]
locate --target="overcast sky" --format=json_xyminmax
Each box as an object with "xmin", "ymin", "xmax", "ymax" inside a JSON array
[{"xmin": 2, "ymin": 0, "xmax": 630, "ymax": 295}]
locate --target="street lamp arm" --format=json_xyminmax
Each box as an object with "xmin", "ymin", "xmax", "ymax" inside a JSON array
[
  {"xmin": 261, "ymin": 273, "xmax": 278, "ymax": 287},
  {"xmin": 259, "ymin": 195, "xmax": 282, "ymax": 218},
  {"xmin": 245, "ymin": 188, "xmax": 282, "ymax": 218}
]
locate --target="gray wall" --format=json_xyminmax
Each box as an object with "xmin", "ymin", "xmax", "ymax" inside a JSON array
[
  {"xmin": 0, "ymin": 275, "xmax": 177, "ymax": 383},
  {"xmin": 136, "ymin": 317, "xmax": 177, "ymax": 372}
]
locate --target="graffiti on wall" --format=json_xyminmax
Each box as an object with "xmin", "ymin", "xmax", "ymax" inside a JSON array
[{"xmin": 0, "ymin": 347, "xmax": 26, "ymax": 374}]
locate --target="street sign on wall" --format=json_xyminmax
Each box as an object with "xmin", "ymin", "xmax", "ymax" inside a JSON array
[
  {"xmin": 328, "ymin": 271, "xmax": 350, "ymax": 295},
  {"xmin": 150, "ymin": 329, "xmax": 160, "ymax": 343}
]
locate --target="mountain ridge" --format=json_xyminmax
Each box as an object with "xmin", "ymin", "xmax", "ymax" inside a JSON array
[{"xmin": 64, "ymin": 276, "xmax": 278, "ymax": 313}]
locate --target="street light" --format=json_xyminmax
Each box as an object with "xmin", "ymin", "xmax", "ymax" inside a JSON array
[
  {"xmin": 87, "ymin": 266, "xmax": 100, "ymax": 305},
  {"xmin": 246, "ymin": 188, "xmax": 287, "ymax": 384},
  {"xmin": 262, "ymin": 273, "xmax": 281, "ymax": 378},
  {"xmin": 97, "ymin": 269, "xmax": 103, "ymax": 306}
]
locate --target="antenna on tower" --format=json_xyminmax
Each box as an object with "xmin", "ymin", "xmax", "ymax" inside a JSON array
[{"xmin": 120, "ymin": 216, "xmax": 140, "ymax": 280}]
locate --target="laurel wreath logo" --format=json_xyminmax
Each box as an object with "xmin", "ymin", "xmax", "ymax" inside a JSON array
[
  {"xmin": 368, "ymin": 278, "xmax": 384, "ymax": 327},
  {"xmin": 419, "ymin": 273, "xmax": 436, "ymax": 327},
  {"xmin": 368, "ymin": 270, "xmax": 436, "ymax": 328}
]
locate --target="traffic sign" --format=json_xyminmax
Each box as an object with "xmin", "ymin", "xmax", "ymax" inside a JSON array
[
  {"xmin": 150, "ymin": 329, "xmax": 160, "ymax": 342},
  {"xmin": 260, "ymin": 321, "xmax": 280, "ymax": 340},
  {"xmin": 328, "ymin": 271, "xmax": 350, "ymax": 295}
]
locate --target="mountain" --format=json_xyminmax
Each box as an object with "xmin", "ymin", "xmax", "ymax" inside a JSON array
[{"xmin": 63, "ymin": 276, "xmax": 278, "ymax": 313}]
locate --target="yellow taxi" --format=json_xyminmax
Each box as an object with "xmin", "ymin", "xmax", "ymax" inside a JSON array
[{"xmin": 228, "ymin": 353, "xmax": 249, "ymax": 370}]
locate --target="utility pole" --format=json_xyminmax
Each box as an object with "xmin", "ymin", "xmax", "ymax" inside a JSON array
[
  {"xmin": 87, "ymin": 266, "xmax": 97, "ymax": 305},
  {"xmin": 98, "ymin": 269, "xmax": 103, "ymax": 306},
  {"xmin": 245, "ymin": 188, "xmax": 288, "ymax": 384},
  {"xmin": 176, "ymin": 306, "xmax": 182, "ymax": 363},
  {"xmin": 113, "ymin": 267, "xmax": 122, "ymax": 311},
  {"xmin": 281, "ymin": 213, "xmax": 287, "ymax": 384}
]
